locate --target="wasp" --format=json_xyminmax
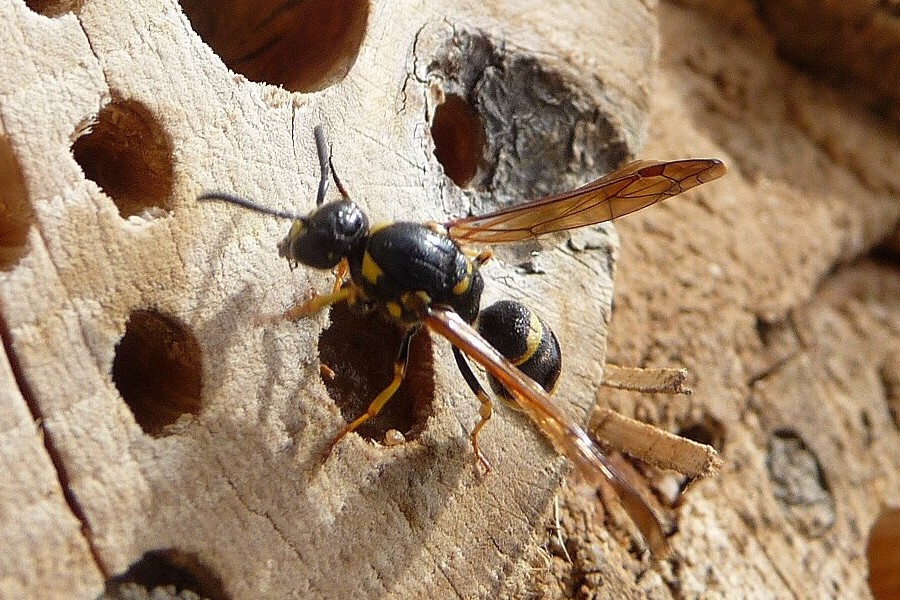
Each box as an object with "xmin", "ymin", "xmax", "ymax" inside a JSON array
[{"xmin": 199, "ymin": 126, "xmax": 725, "ymax": 555}]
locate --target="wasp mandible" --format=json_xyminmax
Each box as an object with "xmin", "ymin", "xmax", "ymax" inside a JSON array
[{"xmin": 199, "ymin": 126, "xmax": 725, "ymax": 555}]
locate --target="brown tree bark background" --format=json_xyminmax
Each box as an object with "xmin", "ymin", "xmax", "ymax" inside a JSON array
[{"xmin": 507, "ymin": 2, "xmax": 900, "ymax": 598}]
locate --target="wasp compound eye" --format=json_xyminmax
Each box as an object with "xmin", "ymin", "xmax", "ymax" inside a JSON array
[
  {"xmin": 284, "ymin": 199, "xmax": 369, "ymax": 269},
  {"xmin": 477, "ymin": 300, "xmax": 562, "ymax": 402}
]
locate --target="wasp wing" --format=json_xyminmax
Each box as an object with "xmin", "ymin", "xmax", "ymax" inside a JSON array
[
  {"xmin": 425, "ymin": 306, "xmax": 669, "ymax": 556},
  {"xmin": 445, "ymin": 158, "xmax": 726, "ymax": 244}
]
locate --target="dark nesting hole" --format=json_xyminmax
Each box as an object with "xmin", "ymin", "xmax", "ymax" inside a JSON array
[
  {"xmin": 22, "ymin": 0, "xmax": 83, "ymax": 16},
  {"xmin": 431, "ymin": 94, "xmax": 485, "ymax": 188},
  {"xmin": 180, "ymin": 0, "xmax": 369, "ymax": 93},
  {"xmin": 766, "ymin": 429, "xmax": 836, "ymax": 536},
  {"xmin": 318, "ymin": 303, "xmax": 434, "ymax": 445},
  {"xmin": 868, "ymin": 507, "xmax": 900, "ymax": 600},
  {"xmin": 71, "ymin": 99, "xmax": 173, "ymax": 218},
  {"xmin": 112, "ymin": 310, "xmax": 203, "ymax": 437},
  {"xmin": 426, "ymin": 27, "xmax": 629, "ymax": 199},
  {"xmin": 677, "ymin": 414, "xmax": 726, "ymax": 452},
  {"xmin": 668, "ymin": 414, "xmax": 725, "ymax": 503},
  {"xmin": 754, "ymin": 314, "xmax": 777, "ymax": 346},
  {"xmin": 103, "ymin": 548, "xmax": 229, "ymax": 600},
  {"xmin": 0, "ymin": 135, "xmax": 32, "ymax": 270}
]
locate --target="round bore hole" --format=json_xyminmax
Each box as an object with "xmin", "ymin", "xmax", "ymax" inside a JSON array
[
  {"xmin": 0, "ymin": 135, "xmax": 33, "ymax": 270},
  {"xmin": 318, "ymin": 303, "xmax": 434, "ymax": 445},
  {"xmin": 426, "ymin": 28, "xmax": 630, "ymax": 199},
  {"xmin": 112, "ymin": 310, "xmax": 203, "ymax": 437},
  {"xmin": 678, "ymin": 414, "xmax": 726, "ymax": 452},
  {"xmin": 71, "ymin": 99, "xmax": 173, "ymax": 219},
  {"xmin": 868, "ymin": 507, "xmax": 900, "ymax": 600},
  {"xmin": 180, "ymin": 0, "xmax": 369, "ymax": 93},
  {"xmin": 103, "ymin": 548, "xmax": 229, "ymax": 600},
  {"xmin": 431, "ymin": 94, "xmax": 485, "ymax": 188},
  {"xmin": 766, "ymin": 429, "xmax": 835, "ymax": 536},
  {"xmin": 23, "ymin": 0, "xmax": 83, "ymax": 17}
]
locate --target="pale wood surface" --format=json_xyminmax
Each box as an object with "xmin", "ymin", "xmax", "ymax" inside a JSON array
[{"xmin": 0, "ymin": 1, "xmax": 658, "ymax": 598}]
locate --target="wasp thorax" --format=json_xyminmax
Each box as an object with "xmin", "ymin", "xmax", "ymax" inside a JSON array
[{"xmin": 279, "ymin": 199, "xmax": 369, "ymax": 269}]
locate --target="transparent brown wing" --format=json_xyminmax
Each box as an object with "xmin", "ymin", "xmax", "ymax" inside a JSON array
[
  {"xmin": 425, "ymin": 306, "xmax": 669, "ymax": 556},
  {"xmin": 445, "ymin": 158, "xmax": 726, "ymax": 244}
]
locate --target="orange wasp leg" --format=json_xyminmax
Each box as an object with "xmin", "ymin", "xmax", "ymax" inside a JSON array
[
  {"xmin": 331, "ymin": 258, "xmax": 349, "ymax": 293},
  {"xmin": 323, "ymin": 327, "xmax": 416, "ymax": 460},
  {"xmin": 452, "ymin": 347, "xmax": 494, "ymax": 473},
  {"xmin": 279, "ymin": 287, "xmax": 355, "ymax": 322}
]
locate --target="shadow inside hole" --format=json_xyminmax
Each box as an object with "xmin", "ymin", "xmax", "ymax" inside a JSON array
[
  {"xmin": 766, "ymin": 429, "xmax": 835, "ymax": 536},
  {"xmin": 112, "ymin": 310, "xmax": 203, "ymax": 436},
  {"xmin": 678, "ymin": 414, "xmax": 726, "ymax": 452},
  {"xmin": 0, "ymin": 135, "xmax": 32, "ymax": 270},
  {"xmin": 71, "ymin": 99, "xmax": 173, "ymax": 218},
  {"xmin": 432, "ymin": 94, "xmax": 485, "ymax": 187},
  {"xmin": 867, "ymin": 507, "xmax": 900, "ymax": 600},
  {"xmin": 318, "ymin": 303, "xmax": 434, "ymax": 444},
  {"xmin": 103, "ymin": 548, "xmax": 230, "ymax": 600},
  {"xmin": 426, "ymin": 26, "xmax": 630, "ymax": 199},
  {"xmin": 180, "ymin": 0, "xmax": 369, "ymax": 92},
  {"xmin": 22, "ymin": 0, "xmax": 83, "ymax": 17}
]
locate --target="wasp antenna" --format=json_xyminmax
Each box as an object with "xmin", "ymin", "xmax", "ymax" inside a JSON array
[
  {"xmin": 314, "ymin": 125, "xmax": 331, "ymax": 206},
  {"xmin": 197, "ymin": 191, "xmax": 305, "ymax": 221},
  {"xmin": 329, "ymin": 153, "xmax": 351, "ymax": 200}
]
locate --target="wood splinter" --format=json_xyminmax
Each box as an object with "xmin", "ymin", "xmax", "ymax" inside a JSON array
[{"xmin": 594, "ymin": 365, "xmax": 721, "ymax": 480}]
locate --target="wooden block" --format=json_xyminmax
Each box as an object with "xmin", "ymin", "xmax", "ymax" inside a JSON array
[{"xmin": 0, "ymin": 1, "xmax": 661, "ymax": 597}]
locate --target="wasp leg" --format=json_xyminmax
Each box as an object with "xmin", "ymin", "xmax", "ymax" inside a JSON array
[
  {"xmin": 278, "ymin": 286, "xmax": 356, "ymax": 322},
  {"xmin": 323, "ymin": 326, "xmax": 417, "ymax": 460},
  {"xmin": 461, "ymin": 247, "xmax": 493, "ymax": 266},
  {"xmin": 474, "ymin": 248, "xmax": 492, "ymax": 266},
  {"xmin": 452, "ymin": 347, "xmax": 494, "ymax": 473},
  {"xmin": 331, "ymin": 258, "xmax": 349, "ymax": 293}
]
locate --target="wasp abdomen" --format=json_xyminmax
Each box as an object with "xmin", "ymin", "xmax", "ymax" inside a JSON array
[{"xmin": 477, "ymin": 300, "xmax": 561, "ymax": 403}]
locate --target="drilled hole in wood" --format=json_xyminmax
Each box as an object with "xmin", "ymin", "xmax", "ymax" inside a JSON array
[
  {"xmin": 103, "ymin": 548, "xmax": 229, "ymax": 600},
  {"xmin": 71, "ymin": 99, "xmax": 173, "ymax": 219},
  {"xmin": 180, "ymin": 0, "xmax": 369, "ymax": 93},
  {"xmin": 432, "ymin": 94, "xmax": 485, "ymax": 188},
  {"xmin": 677, "ymin": 414, "xmax": 726, "ymax": 452},
  {"xmin": 0, "ymin": 135, "xmax": 32, "ymax": 270},
  {"xmin": 868, "ymin": 507, "xmax": 900, "ymax": 600},
  {"xmin": 22, "ymin": 0, "xmax": 83, "ymax": 17},
  {"xmin": 766, "ymin": 429, "xmax": 836, "ymax": 537},
  {"xmin": 318, "ymin": 303, "xmax": 434, "ymax": 445},
  {"xmin": 112, "ymin": 310, "xmax": 202, "ymax": 437},
  {"xmin": 427, "ymin": 27, "xmax": 629, "ymax": 197}
]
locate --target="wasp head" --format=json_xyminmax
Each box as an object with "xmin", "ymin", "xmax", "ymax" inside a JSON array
[{"xmin": 279, "ymin": 199, "xmax": 369, "ymax": 269}]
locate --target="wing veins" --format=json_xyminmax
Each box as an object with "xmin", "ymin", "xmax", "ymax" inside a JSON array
[{"xmin": 446, "ymin": 158, "xmax": 725, "ymax": 244}]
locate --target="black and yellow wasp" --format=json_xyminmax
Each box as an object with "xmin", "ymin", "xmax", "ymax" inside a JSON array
[{"xmin": 199, "ymin": 126, "xmax": 725, "ymax": 555}]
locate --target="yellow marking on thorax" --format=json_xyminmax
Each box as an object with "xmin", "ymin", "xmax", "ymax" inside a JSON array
[
  {"xmin": 386, "ymin": 301, "xmax": 403, "ymax": 320},
  {"xmin": 452, "ymin": 259, "xmax": 474, "ymax": 296},
  {"xmin": 361, "ymin": 251, "xmax": 384, "ymax": 284}
]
